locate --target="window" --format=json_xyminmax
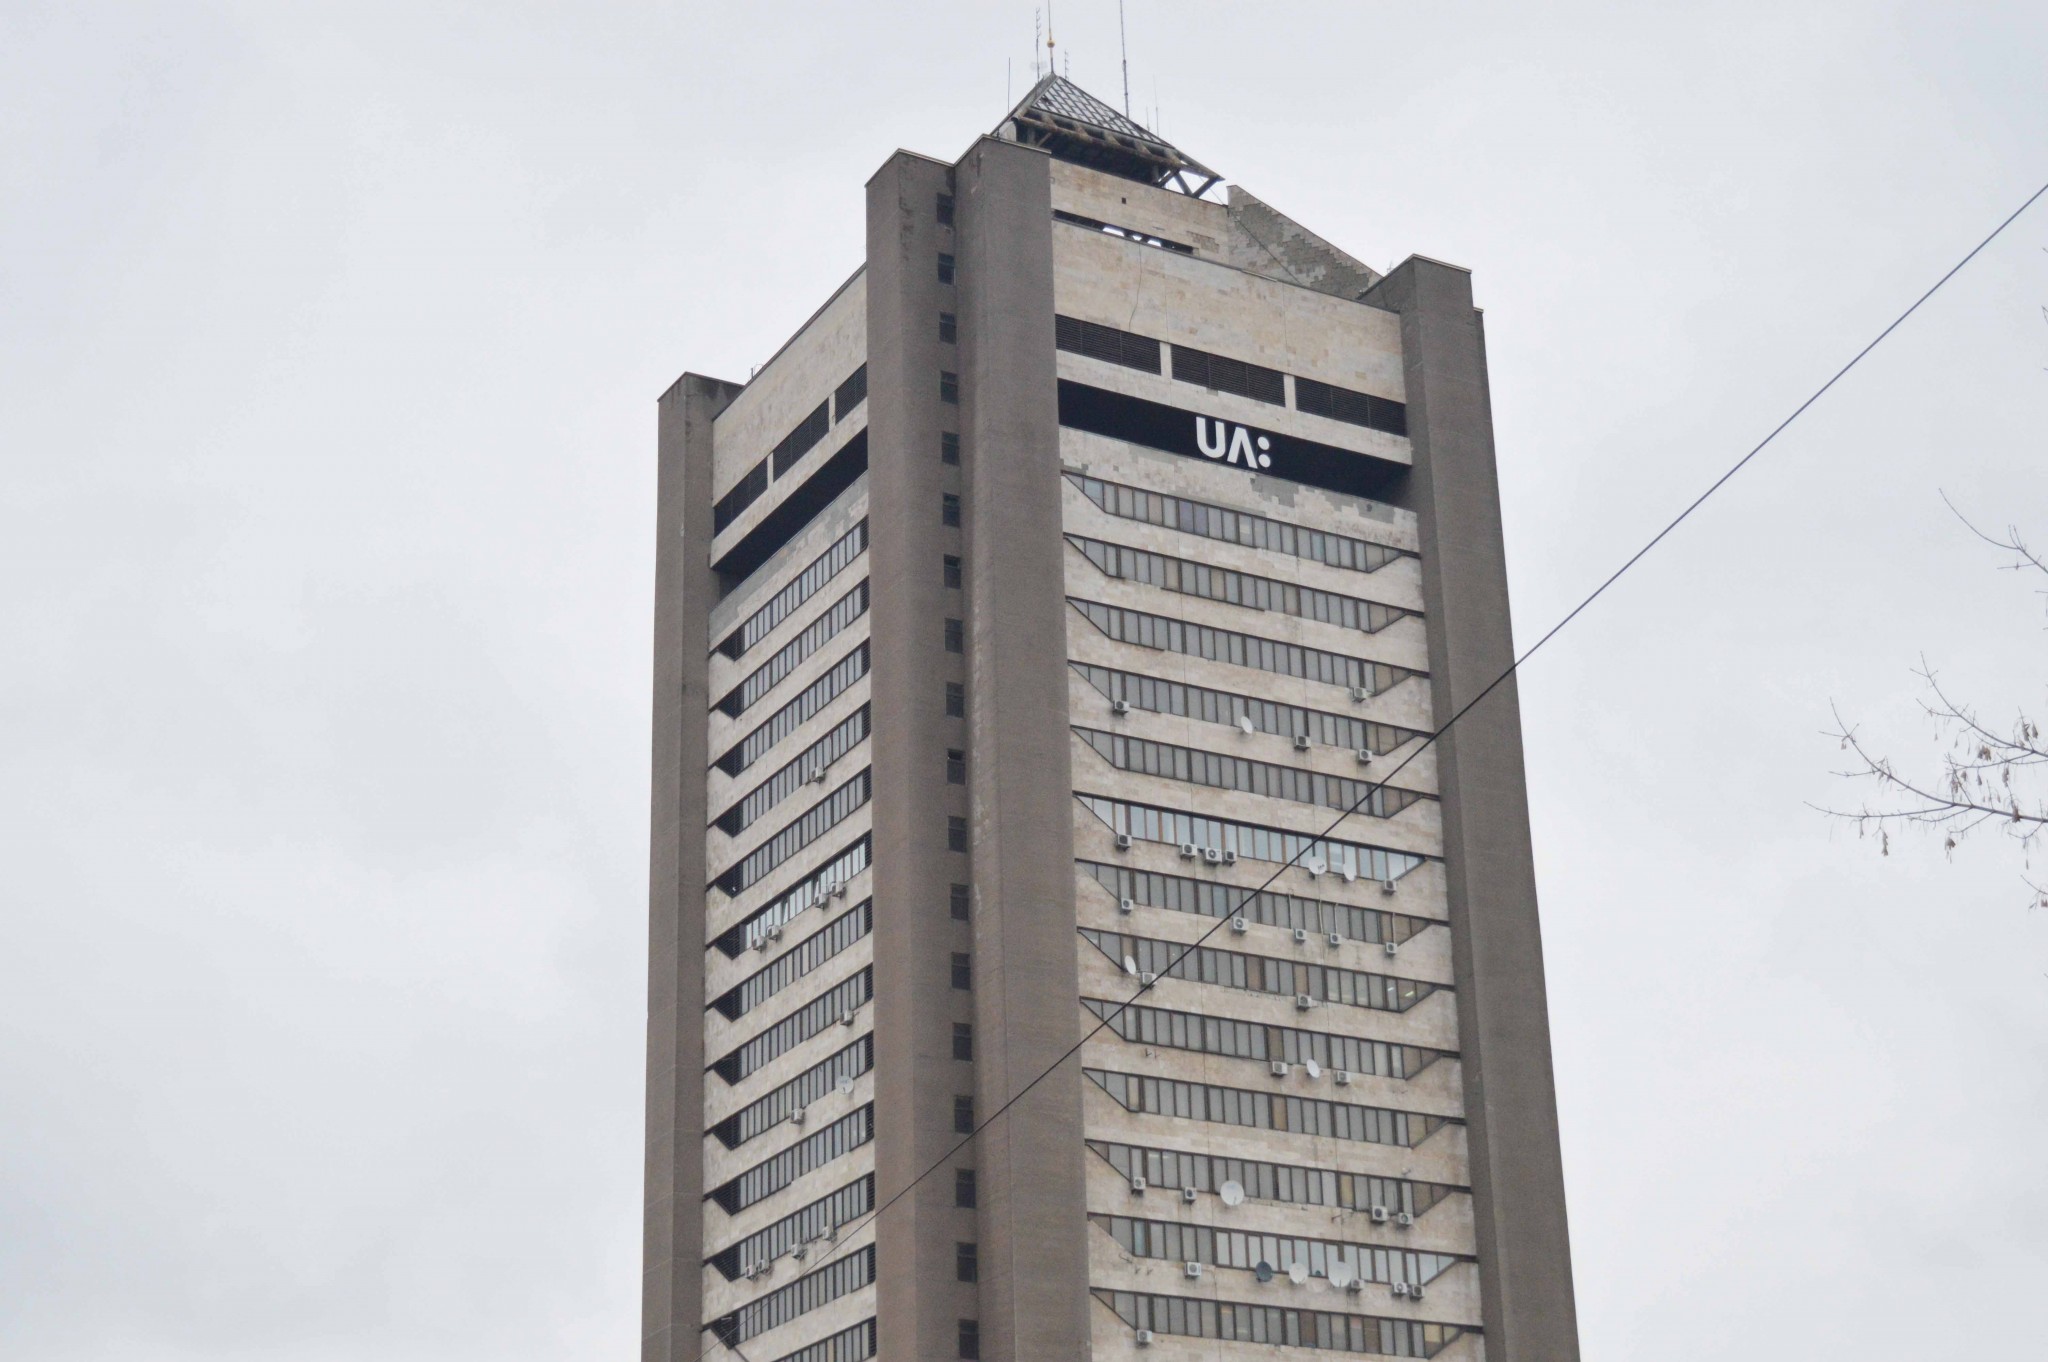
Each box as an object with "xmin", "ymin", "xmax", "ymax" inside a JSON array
[
  {"xmin": 936, "ymin": 193, "xmax": 954, "ymax": 226},
  {"xmin": 709, "ymin": 969, "xmax": 872, "ymax": 1084},
  {"xmin": 957, "ymin": 1319, "xmax": 980, "ymax": 1360},
  {"xmin": 1074, "ymin": 859, "xmax": 1428, "ymax": 950},
  {"xmin": 1068, "ymin": 535, "xmax": 1410, "ymax": 634},
  {"xmin": 944, "ymin": 554, "xmax": 962, "ymax": 588},
  {"xmin": 941, "ymin": 493, "xmax": 961, "ymax": 526},
  {"xmin": 1169, "ymin": 343, "xmax": 1285, "ymax": 405},
  {"xmin": 1054, "ymin": 314, "xmax": 1162, "ymax": 374},
  {"xmin": 937, "ymin": 252, "xmax": 955, "ymax": 284},
  {"xmin": 1086, "ymin": 1139, "xmax": 1457, "ymax": 1221},
  {"xmin": 944, "ymin": 618, "xmax": 964, "ymax": 653},
  {"xmin": 713, "ymin": 705, "xmax": 873, "ymax": 837},
  {"xmin": 1083, "ymin": 1067, "xmax": 1449, "ymax": 1150},
  {"xmin": 939, "ymin": 312, "xmax": 957, "ymax": 344},
  {"xmin": 771, "ymin": 400, "xmax": 832, "ymax": 479},
  {"xmin": 940, "ymin": 431, "xmax": 960, "ymax": 465},
  {"xmin": 1100, "ymin": 1214, "xmax": 1465, "ymax": 1289},
  {"xmin": 952, "ymin": 1022, "xmax": 974, "ymax": 1061},
  {"xmin": 1073, "ymin": 792, "xmax": 1425, "ymax": 886},
  {"xmin": 1078, "ymin": 927, "xmax": 1433, "ymax": 1014},
  {"xmin": 716, "ymin": 643, "xmax": 871, "ymax": 779},
  {"xmin": 713, "ymin": 770, "xmax": 873, "ymax": 897},
  {"xmin": 775, "ymin": 1322, "xmax": 876, "ymax": 1362},
  {"xmin": 708, "ymin": 1244, "xmax": 875, "ymax": 1346},
  {"xmin": 949, "ymin": 882, "xmax": 970, "ymax": 920},
  {"xmin": 954, "ymin": 1168, "xmax": 977, "ymax": 1206},
  {"xmin": 714, "ymin": 836, "xmax": 870, "ymax": 958},
  {"xmin": 1065, "ymin": 472, "xmax": 1410, "ymax": 576},
  {"xmin": 945, "ymin": 681, "xmax": 965, "ymax": 717},
  {"xmin": 953, "ymin": 1095, "xmax": 975, "ymax": 1133},
  {"xmin": 1069, "ymin": 726, "xmax": 1427, "ymax": 823},
  {"xmin": 946, "ymin": 748, "xmax": 966, "ymax": 784},
  {"xmin": 714, "ymin": 521, "xmax": 868, "ymax": 661},
  {"xmin": 939, "ymin": 371, "xmax": 959, "ymax": 404},
  {"xmin": 950, "ymin": 951, "xmax": 972, "ymax": 989},
  {"xmin": 713, "ymin": 458, "xmax": 770, "ymax": 535},
  {"xmin": 709, "ymin": 899, "xmax": 873, "ymax": 1022},
  {"xmin": 1095, "ymin": 1288, "xmax": 1464, "ymax": 1357},
  {"xmin": 833, "ymin": 364, "xmax": 868, "ymax": 422},
  {"xmin": 708, "ymin": 1035, "xmax": 873, "ymax": 1150},
  {"xmin": 708, "ymin": 1106, "xmax": 874, "ymax": 1213},
  {"xmin": 716, "ymin": 581, "xmax": 869, "ymax": 718},
  {"xmin": 1081, "ymin": 997, "xmax": 1440, "ymax": 1080},
  {"xmin": 1065, "ymin": 598, "xmax": 1415, "ymax": 702},
  {"xmin": 955, "ymin": 1241, "xmax": 979, "ymax": 1281},
  {"xmin": 707, "ymin": 1175, "xmax": 874, "ymax": 1282},
  {"xmin": 947, "ymin": 816, "xmax": 968, "ymax": 852},
  {"xmin": 1295, "ymin": 374, "xmax": 1408, "ymax": 437}
]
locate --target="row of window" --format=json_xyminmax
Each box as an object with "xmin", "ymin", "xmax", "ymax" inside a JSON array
[
  {"xmin": 1076, "ymin": 793, "xmax": 1428, "ymax": 885},
  {"xmin": 711, "ymin": 900, "xmax": 871, "ymax": 1022},
  {"xmin": 716, "ymin": 522, "xmax": 867, "ymax": 662},
  {"xmin": 1052, "ymin": 315, "xmax": 1408, "ymax": 437},
  {"xmin": 1084, "ymin": 1068, "xmax": 1452, "ymax": 1150},
  {"xmin": 1069, "ymin": 535, "xmax": 1409, "ymax": 635},
  {"xmin": 1076, "ymin": 861, "xmax": 1432, "ymax": 947},
  {"xmin": 709, "ymin": 1035, "xmax": 872, "ymax": 1150},
  {"xmin": 712, "ymin": 358, "xmax": 867, "ymax": 537},
  {"xmin": 1052, "ymin": 210, "xmax": 1197, "ymax": 256},
  {"xmin": 708, "ymin": 1104, "xmax": 874, "ymax": 1215},
  {"xmin": 833, "ymin": 365, "xmax": 867, "ymax": 424},
  {"xmin": 707, "ymin": 1175, "xmax": 872, "ymax": 1281},
  {"xmin": 717, "ymin": 644, "xmax": 870, "ymax": 779},
  {"xmin": 714, "ymin": 770, "xmax": 871, "ymax": 897},
  {"xmin": 1081, "ymin": 998, "xmax": 1442, "ymax": 1080},
  {"xmin": 710, "ymin": 968, "xmax": 871, "ymax": 1085},
  {"xmin": 712, "ymin": 837, "xmax": 869, "ymax": 958},
  {"xmin": 1064, "ymin": 472, "xmax": 1409, "ymax": 576},
  {"xmin": 1097, "ymin": 1215, "xmax": 1465, "ymax": 1288},
  {"xmin": 1069, "ymin": 663, "xmax": 1423, "ymax": 764},
  {"xmin": 1078, "ymin": 929, "xmax": 1435, "ymax": 1014},
  {"xmin": 768, "ymin": 1318, "xmax": 874, "ymax": 1362},
  {"xmin": 709, "ymin": 1245, "xmax": 874, "ymax": 1346},
  {"xmin": 718, "ymin": 582, "xmax": 869, "ymax": 719},
  {"xmin": 1093, "ymin": 1291, "xmax": 1461, "ymax": 1358},
  {"xmin": 1081, "ymin": 860, "xmax": 1433, "ymax": 946},
  {"xmin": 1068, "ymin": 598, "xmax": 1417, "ymax": 699},
  {"xmin": 1086, "ymin": 1139, "xmax": 1459, "ymax": 1220},
  {"xmin": 1073, "ymin": 728, "xmax": 1429, "ymax": 822},
  {"xmin": 714, "ymin": 706, "xmax": 871, "ymax": 837}
]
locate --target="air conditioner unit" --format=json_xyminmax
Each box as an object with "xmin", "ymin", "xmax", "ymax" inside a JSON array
[
  {"xmin": 1369, "ymin": 1205, "xmax": 1390, "ymax": 1224},
  {"xmin": 829, "ymin": 881, "xmax": 847, "ymax": 898},
  {"xmin": 1379, "ymin": 878, "xmax": 1397, "ymax": 895},
  {"xmin": 1327, "ymin": 931, "xmax": 1344, "ymax": 947},
  {"xmin": 1349, "ymin": 685, "xmax": 1370, "ymax": 702},
  {"xmin": 1294, "ymin": 994, "xmax": 1316, "ymax": 1011},
  {"xmin": 1111, "ymin": 698, "xmax": 1130, "ymax": 716},
  {"xmin": 1138, "ymin": 971, "xmax": 1158, "ymax": 987},
  {"xmin": 1135, "ymin": 1329, "xmax": 1155, "ymax": 1347},
  {"xmin": 809, "ymin": 765, "xmax": 826, "ymax": 783},
  {"xmin": 1334, "ymin": 1069, "xmax": 1354, "ymax": 1086},
  {"xmin": 840, "ymin": 1008, "xmax": 856, "ymax": 1027},
  {"xmin": 1180, "ymin": 1185, "xmax": 1199, "ymax": 1205},
  {"xmin": 1114, "ymin": 832, "xmax": 1133, "ymax": 850},
  {"xmin": 1178, "ymin": 842, "xmax": 1199, "ymax": 859},
  {"xmin": 1392, "ymin": 1282, "xmax": 1411, "ymax": 1299},
  {"xmin": 768, "ymin": 925, "xmax": 784, "ymax": 941},
  {"xmin": 1356, "ymin": 748, "xmax": 1374, "ymax": 765},
  {"xmin": 745, "ymin": 1260, "xmax": 768, "ymax": 1280},
  {"xmin": 1229, "ymin": 916, "xmax": 1249, "ymax": 934},
  {"xmin": 1269, "ymin": 1060, "xmax": 1290, "ymax": 1078},
  {"xmin": 1395, "ymin": 1211, "xmax": 1415, "ymax": 1228},
  {"xmin": 1345, "ymin": 1278, "xmax": 1366, "ymax": 1294},
  {"xmin": 1203, "ymin": 847, "xmax": 1223, "ymax": 865},
  {"xmin": 1383, "ymin": 940, "xmax": 1399, "ymax": 957},
  {"xmin": 1182, "ymin": 1261, "xmax": 1203, "ymax": 1280},
  {"xmin": 1221, "ymin": 849, "xmax": 1238, "ymax": 864},
  {"xmin": 1293, "ymin": 734, "xmax": 1312, "ymax": 751},
  {"xmin": 822, "ymin": 1224, "xmax": 838, "ymax": 1242},
  {"xmin": 1291, "ymin": 927, "xmax": 1309, "ymax": 944},
  {"xmin": 789, "ymin": 1107, "xmax": 806, "ymax": 1126},
  {"xmin": 754, "ymin": 935, "xmax": 772, "ymax": 952},
  {"xmin": 790, "ymin": 1244, "xmax": 808, "ymax": 1261},
  {"xmin": 1118, "ymin": 897, "xmax": 1135, "ymax": 915},
  {"xmin": 1129, "ymin": 1176, "xmax": 1147, "ymax": 1195}
]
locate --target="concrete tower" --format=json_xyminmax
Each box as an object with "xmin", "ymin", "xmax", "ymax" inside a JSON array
[{"xmin": 644, "ymin": 77, "xmax": 1578, "ymax": 1362}]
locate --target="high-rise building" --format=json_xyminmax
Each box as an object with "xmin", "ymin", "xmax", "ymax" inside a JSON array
[{"xmin": 645, "ymin": 77, "xmax": 1578, "ymax": 1362}]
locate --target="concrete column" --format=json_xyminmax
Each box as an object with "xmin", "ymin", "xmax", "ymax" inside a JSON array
[
  {"xmin": 644, "ymin": 372, "xmax": 742, "ymax": 1362},
  {"xmin": 955, "ymin": 135, "xmax": 1092, "ymax": 1362},
  {"xmin": 1363, "ymin": 258, "xmax": 1581, "ymax": 1361}
]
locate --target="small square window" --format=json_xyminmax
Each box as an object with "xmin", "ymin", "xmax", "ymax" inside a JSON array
[
  {"xmin": 937, "ymin": 253, "xmax": 955, "ymax": 284},
  {"xmin": 939, "ymin": 371, "xmax": 959, "ymax": 404},
  {"xmin": 950, "ymin": 950, "xmax": 972, "ymax": 988},
  {"xmin": 948, "ymin": 816, "xmax": 968, "ymax": 853},
  {"xmin": 941, "ymin": 432, "xmax": 960, "ymax": 465},
  {"xmin": 942, "ymin": 493, "xmax": 961, "ymax": 527},
  {"xmin": 955, "ymin": 1168, "xmax": 977, "ymax": 1207},
  {"xmin": 944, "ymin": 618, "xmax": 964, "ymax": 653},
  {"xmin": 944, "ymin": 554, "xmax": 962, "ymax": 588},
  {"xmin": 947, "ymin": 748, "xmax": 966, "ymax": 784},
  {"xmin": 958, "ymin": 1320, "xmax": 980, "ymax": 1359},
  {"xmin": 949, "ymin": 882, "xmax": 970, "ymax": 920},
  {"xmin": 939, "ymin": 312, "xmax": 957, "ymax": 344},
  {"xmin": 953, "ymin": 1095, "xmax": 975, "ymax": 1133},
  {"xmin": 945, "ymin": 682, "xmax": 965, "ymax": 717},
  {"xmin": 955, "ymin": 1240, "xmax": 979, "ymax": 1281},
  {"xmin": 936, "ymin": 192, "xmax": 955, "ymax": 226},
  {"xmin": 952, "ymin": 1022, "xmax": 974, "ymax": 1061}
]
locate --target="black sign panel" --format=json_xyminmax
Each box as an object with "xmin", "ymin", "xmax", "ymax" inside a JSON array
[{"xmin": 1057, "ymin": 380, "xmax": 1406, "ymax": 503}]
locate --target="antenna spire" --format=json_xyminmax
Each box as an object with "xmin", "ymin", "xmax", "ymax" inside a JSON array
[
  {"xmin": 1120, "ymin": 1, "xmax": 1131, "ymax": 116},
  {"xmin": 1046, "ymin": 0, "xmax": 1056, "ymax": 72}
]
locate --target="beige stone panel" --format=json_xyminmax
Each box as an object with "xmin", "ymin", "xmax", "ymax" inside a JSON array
[
  {"xmin": 706, "ymin": 738, "xmax": 873, "ymax": 881},
  {"xmin": 709, "ymin": 269, "xmax": 866, "ymax": 496},
  {"xmin": 706, "ymin": 1283, "xmax": 875, "ymax": 1362},
  {"xmin": 702, "ymin": 1066, "xmax": 875, "ymax": 1193},
  {"xmin": 703, "ymin": 889, "xmax": 871, "ymax": 1004},
  {"xmin": 1049, "ymin": 159, "xmax": 1231, "ymax": 257},
  {"xmin": 701, "ymin": 1144, "xmax": 876, "ymax": 1263},
  {"xmin": 702, "ymin": 1004, "xmax": 873, "ymax": 1133},
  {"xmin": 1083, "ymin": 1247, "xmax": 1482, "ymax": 1332},
  {"xmin": 706, "ymin": 678, "xmax": 872, "ymax": 815},
  {"xmin": 706, "ymin": 618, "xmax": 872, "ymax": 763},
  {"xmin": 706, "ymin": 479, "xmax": 870, "ymax": 640},
  {"xmin": 702, "ymin": 942, "xmax": 872, "ymax": 1064},
  {"xmin": 701, "ymin": 810, "xmax": 874, "ymax": 948}
]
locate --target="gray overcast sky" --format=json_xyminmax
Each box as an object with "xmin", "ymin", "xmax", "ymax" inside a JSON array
[{"xmin": 4, "ymin": 2, "xmax": 2046, "ymax": 1358}]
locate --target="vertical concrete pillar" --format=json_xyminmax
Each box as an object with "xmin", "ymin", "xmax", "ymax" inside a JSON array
[
  {"xmin": 865, "ymin": 151, "xmax": 980, "ymax": 1359},
  {"xmin": 955, "ymin": 135, "xmax": 1091, "ymax": 1362},
  {"xmin": 1364, "ymin": 258, "xmax": 1581, "ymax": 1361},
  {"xmin": 644, "ymin": 372, "xmax": 742, "ymax": 1362}
]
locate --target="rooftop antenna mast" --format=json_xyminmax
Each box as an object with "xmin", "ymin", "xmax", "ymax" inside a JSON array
[
  {"xmin": 1046, "ymin": 0, "xmax": 1056, "ymax": 78},
  {"xmin": 1120, "ymin": 0, "xmax": 1131, "ymax": 116},
  {"xmin": 1033, "ymin": 10, "xmax": 1041, "ymax": 80}
]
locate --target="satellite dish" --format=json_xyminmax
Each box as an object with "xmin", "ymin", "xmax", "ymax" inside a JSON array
[
  {"xmin": 1341, "ymin": 866, "xmax": 1357, "ymax": 883},
  {"xmin": 1287, "ymin": 1263, "xmax": 1309, "ymax": 1286},
  {"xmin": 1304, "ymin": 1059, "xmax": 1321, "ymax": 1080},
  {"xmin": 1254, "ymin": 1261, "xmax": 1274, "ymax": 1284},
  {"xmin": 1219, "ymin": 1180, "xmax": 1244, "ymax": 1207},
  {"xmin": 1236, "ymin": 715, "xmax": 1254, "ymax": 735},
  {"xmin": 1328, "ymin": 1261, "xmax": 1357, "ymax": 1289},
  {"xmin": 835, "ymin": 1075, "xmax": 854, "ymax": 1097},
  {"xmin": 1123, "ymin": 955, "xmax": 1139, "ymax": 977},
  {"xmin": 1305, "ymin": 858, "xmax": 1326, "ymax": 877}
]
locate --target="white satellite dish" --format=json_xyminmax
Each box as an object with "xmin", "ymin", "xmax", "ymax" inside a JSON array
[
  {"xmin": 1328, "ymin": 1261, "xmax": 1357, "ymax": 1289},
  {"xmin": 1304, "ymin": 1059, "xmax": 1321, "ymax": 1080},
  {"xmin": 1218, "ymin": 1180, "xmax": 1244, "ymax": 1207},
  {"xmin": 1124, "ymin": 955, "xmax": 1139, "ymax": 977},
  {"xmin": 1236, "ymin": 715, "xmax": 1254, "ymax": 735},
  {"xmin": 835, "ymin": 1075, "xmax": 855, "ymax": 1097},
  {"xmin": 1287, "ymin": 1263, "xmax": 1309, "ymax": 1286},
  {"xmin": 1305, "ymin": 858, "xmax": 1327, "ymax": 877},
  {"xmin": 1341, "ymin": 866, "xmax": 1357, "ymax": 883}
]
